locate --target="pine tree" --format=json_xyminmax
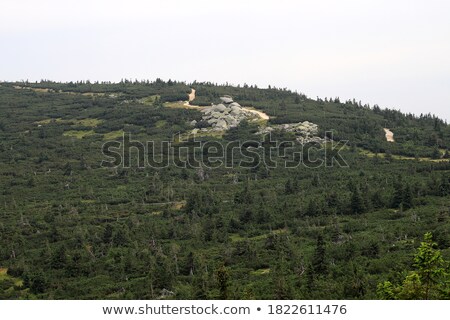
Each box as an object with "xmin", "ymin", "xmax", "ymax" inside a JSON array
[
  {"xmin": 351, "ymin": 187, "xmax": 365, "ymax": 214},
  {"xmin": 29, "ymin": 271, "xmax": 48, "ymax": 294},
  {"xmin": 234, "ymin": 182, "xmax": 253, "ymax": 204},
  {"xmin": 272, "ymin": 256, "xmax": 294, "ymax": 299},
  {"xmin": 431, "ymin": 146, "xmax": 441, "ymax": 159},
  {"xmin": 312, "ymin": 174, "xmax": 320, "ymax": 187},
  {"xmin": 385, "ymin": 150, "xmax": 393, "ymax": 162},
  {"xmin": 312, "ymin": 235, "xmax": 327, "ymax": 276},
  {"xmin": 440, "ymin": 175, "xmax": 450, "ymax": 196},
  {"xmin": 391, "ymin": 178, "xmax": 404, "ymax": 209},
  {"xmin": 306, "ymin": 199, "xmax": 318, "ymax": 216},
  {"xmin": 285, "ymin": 179, "xmax": 293, "ymax": 194},
  {"xmin": 292, "ymin": 178, "xmax": 300, "ymax": 193},
  {"xmin": 239, "ymin": 207, "xmax": 253, "ymax": 223},
  {"xmin": 403, "ymin": 183, "xmax": 414, "ymax": 209},
  {"xmin": 216, "ymin": 264, "xmax": 229, "ymax": 299},
  {"xmin": 50, "ymin": 245, "xmax": 67, "ymax": 269}
]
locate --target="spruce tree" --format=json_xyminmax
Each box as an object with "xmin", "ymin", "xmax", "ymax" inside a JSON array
[
  {"xmin": 403, "ymin": 183, "xmax": 414, "ymax": 209},
  {"xmin": 312, "ymin": 235, "xmax": 327, "ymax": 276},
  {"xmin": 216, "ymin": 265, "xmax": 229, "ymax": 299},
  {"xmin": 351, "ymin": 187, "xmax": 365, "ymax": 214}
]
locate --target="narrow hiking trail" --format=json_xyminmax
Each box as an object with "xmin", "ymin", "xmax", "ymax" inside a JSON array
[
  {"xmin": 188, "ymin": 88, "xmax": 196, "ymax": 102},
  {"xmin": 243, "ymin": 107, "xmax": 270, "ymax": 120},
  {"xmin": 182, "ymin": 88, "xmax": 203, "ymax": 109},
  {"xmin": 383, "ymin": 128, "xmax": 395, "ymax": 142}
]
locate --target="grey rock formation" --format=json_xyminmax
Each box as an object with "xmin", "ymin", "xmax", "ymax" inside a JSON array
[
  {"xmin": 220, "ymin": 96, "xmax": 234, "ymax": 104},
  {"xmin": 257, "ymin": 121, "xmax": 325, "ymax": 144},
  {"xmin": 215, "ymin": 119, "xmax": 228, "ymax": 130},
  {"xmin": 195, "ymin": 96, "xmax": 258, "ymax": 131},
  {"xmin": 213, "ymin": 104, "xmax": 227, "ymax": 112}
]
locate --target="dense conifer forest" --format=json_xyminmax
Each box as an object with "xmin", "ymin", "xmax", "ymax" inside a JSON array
[{"xmin": 0, "ymin": 79, "xmax": 449, "ymax": 299}]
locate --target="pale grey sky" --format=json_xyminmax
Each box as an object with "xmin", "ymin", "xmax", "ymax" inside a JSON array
[{"xmin": 1, "ymin": 0, "xmax": 449, "ymax": 121}]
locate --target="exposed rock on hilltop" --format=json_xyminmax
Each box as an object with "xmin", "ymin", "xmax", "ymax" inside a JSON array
[
  {"xmin": 195, "ymin": 96, "xmax": 259, "ymax": 131},
  {"xmin": 191, "ymin": 96, "xmax": 325, "ymax": 144},
  {"xmin": 258, "ymin": 121, "xmax": 318, "ymax": 135},
  {"xmin": 220, "ymin": 95, "xmax": 234, "ymax": 104},
  {"xmin": 257, "ymin": 121, "xmax": 326, "ymax": 144}
]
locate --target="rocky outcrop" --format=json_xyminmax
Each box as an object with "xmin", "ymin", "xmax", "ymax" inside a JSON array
[
  {"xmin": 258, "ymin": 121, "xmax": 318, "ymax": 135},
  {"xmin": 257, "ymin": 121, "xmax": 326, "ymax": 144},
  {"xmin": 194, "ymin": 96, "xmax": 259, "ymax": 131},
  {"xmin": 189, "ymin": 96, "xmax": 325, "ymax": 144}
]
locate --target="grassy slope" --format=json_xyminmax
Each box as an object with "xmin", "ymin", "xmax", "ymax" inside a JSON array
[{"xmin": 0, "ymin": 81, "xmax": 449, "ymax": 299}]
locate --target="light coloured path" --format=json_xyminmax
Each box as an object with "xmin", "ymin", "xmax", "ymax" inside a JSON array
[
  {"xmin": 183, "ymin": 89, "xmax": 202, "ymax": 109},
  {"xmin": 383, "ymin": 128, "xmax": 395, "ymax": 142},
  {"xmin": 243, "ymin": 108, "xmax": 270, "ymax": 120},
  {"xmin": 188, "ymin": 88, "xmax": 196, "ymax": 102}
]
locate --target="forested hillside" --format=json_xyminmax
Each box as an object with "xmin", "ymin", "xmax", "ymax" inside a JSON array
[{"xmin": 0, "ymin": 80, "xmax": 449, "ymax": 299}]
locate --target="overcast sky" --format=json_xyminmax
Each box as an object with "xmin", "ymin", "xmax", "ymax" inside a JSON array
[{"xmin": 1, "ymin": 0, "xmax": 449, "ymax": 121}]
